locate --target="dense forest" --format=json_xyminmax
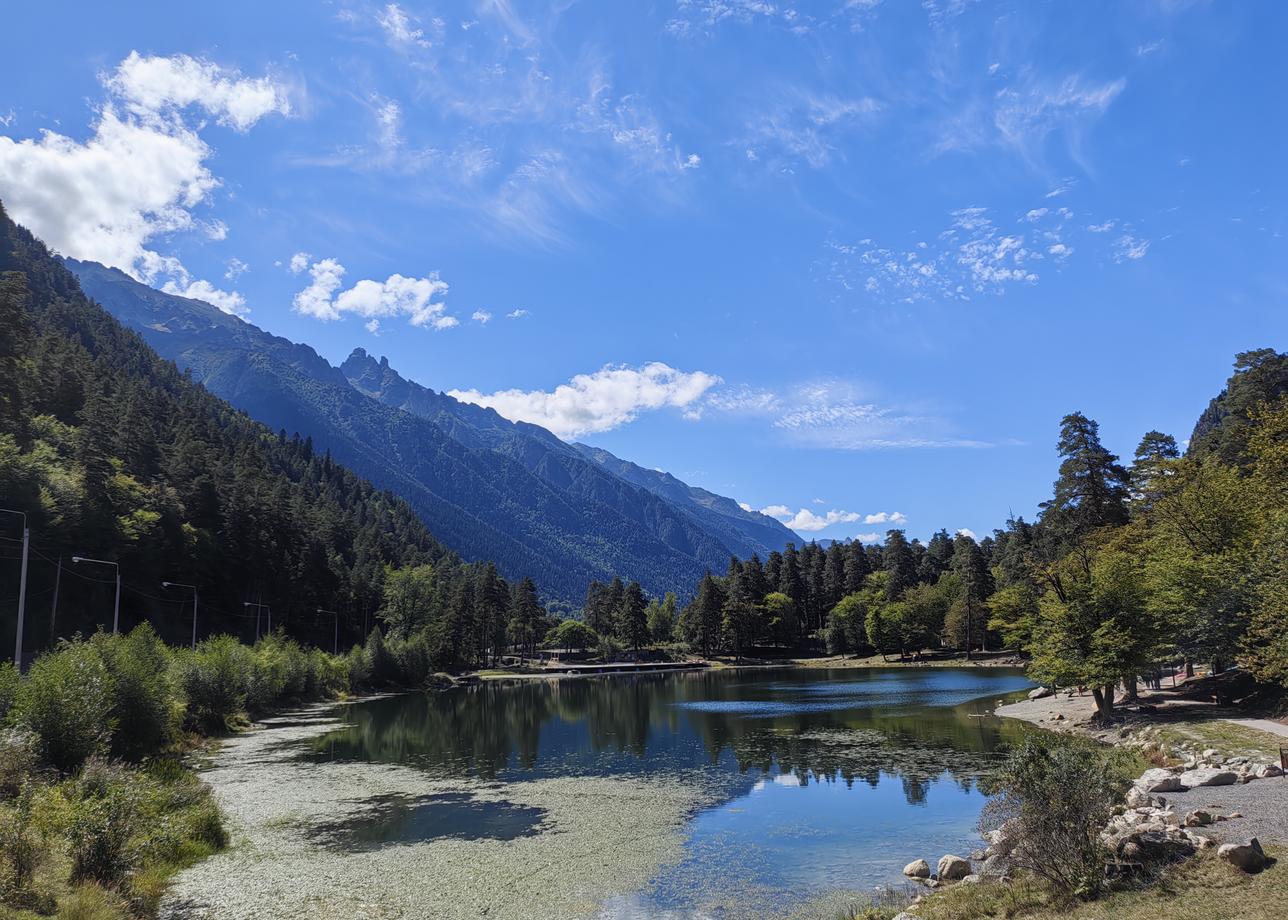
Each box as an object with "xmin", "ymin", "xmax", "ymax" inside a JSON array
[
  {"xmin": 651, "ymin": 348, "xmax": 1288, "ymax": 711},
  {"xmin": 0, "ymin": 204, "xmax": 542, "ymax": 671}
]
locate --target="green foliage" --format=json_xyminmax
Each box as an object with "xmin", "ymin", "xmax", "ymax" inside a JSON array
[
  {"xmin": 0, "ymin": 730, "xmax": 40, "ymax": 800},
  {"xmin": 981, "ymin": 735, "xmax": 1131, "ymax": 899},
  {"xmin": 179, "ymin": 636, "xmax": 252, "ymax": 732},
  {"xmin": 13, "ymin": 642, "xmax": 115, "ymax": 773},
  {"xmin": 379, "ymin": 564, "xmax": 437, "ymax": 638},
  {"xmin": 543, "ymin": 619, "xmax": 598, "ymax": 652},
  {"xmin": 0, "ymin": 660, "xmax": 17, "ymax": 722},
  {"xmin": 827, "ymin": 593, "xmax": 868, "ymax": 656},
  {"xmin": 92, "ymin": 626, "xmax": 179, "ymax": 761},
  {"xmin": 645, "ymin": 593, "xmax": 677, "ymax": 644},
  {"xmin": 67, "ymin": 759, "xmax": 139, "ymax": 887}
]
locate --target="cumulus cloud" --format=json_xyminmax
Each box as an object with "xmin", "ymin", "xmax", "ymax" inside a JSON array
[
  {"xmin": 507, "ymin": 308, "xmax": 529, "ymax": 319},
  {"xmin": 448, "ymin": 363, "xmax": 721, "ymax": 438},
  {"xmin": 0, "ymin": 52, "xmax": 289, "ymax": 306},
  {"xmin": 104, "ymin": 51, "xmax": 291, "ymax": 132},
  {"xmin": 224, "ymin": 257, "xmax": 249, "ymax": 281},
  {"xmin": 161, "ymin": 275, "xmax": 247, "ymax": 317},
  {"xmin": 291, "ymin": 256, "xmax": 456, "ymax": 329},
  {"xmin": 864, "ymin": 511, "xmax": 907, "ymax": 524},
  {"xmin": 471, "ymin": 310, "xmax": 492, "ymax": 323},
  {"xmin": 288, "ymin": 251, "xmax": 310, "ymax": 273},
  {"xmin": 957, "ymin": 527, "xmax": 978, "ymax": 539},
  {"xmin": 759, "ymin": 506, "xmax": 864, "ymax": 532}
]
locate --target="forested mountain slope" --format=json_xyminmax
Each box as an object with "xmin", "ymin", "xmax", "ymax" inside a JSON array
[
  {"xmin": 340, "ymin": 347, "xmax": 800, "ymax": 561},
  {"xmin": 0, "ymin": 204, "xmax": 456, "ymax": 655},
  {"xmin": 66, "ymin": 260, "xmax": 794, "ymax": 602}
]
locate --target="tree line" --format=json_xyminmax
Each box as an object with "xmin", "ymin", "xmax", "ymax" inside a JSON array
[{"xmin": 631, "ymin": 349, "xmax": 1288, "ymax": 716}]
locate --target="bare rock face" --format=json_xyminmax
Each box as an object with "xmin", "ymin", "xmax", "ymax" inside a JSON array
[
  {"xmin": 1136, "ymin": 768, "xmax": 1185, "ymax": 793},
  {"xmin": 1218, "ymin": 838, "xmax": 1268, "ymax": 873},
  {"xmin": 1027, "ymin": 686, "xmax": 1054, "ymax": 700},
  {"xmin": 902, "ymin": 858, "xmax": 930, "ymax": 879},
  {"xmin": 1178, "ymin": 767, "xmax": 1238, "ymax": 789},
  {"xmin": 1255, "ymin": 763, "xmax": 1283, "ymax": 779},
  {"xmin": 937, "ymin": 854, "xmax": 972, "ymax": 881}
]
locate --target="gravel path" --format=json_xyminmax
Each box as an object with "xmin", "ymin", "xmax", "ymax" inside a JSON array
[
  {"xmin": 1161, "ymin": 779, "xmax": 1288, "ymax": 845},
  {"xmin": 1226, "ymin": 718, "xmax": 1288, "ymax": 739}
]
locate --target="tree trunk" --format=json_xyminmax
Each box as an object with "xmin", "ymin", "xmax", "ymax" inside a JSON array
[
  {"xmin": 1091, "ymin": 685, "xmax": 1116, "ymax": 720},
  {"xmin": 1123, "ymin": 676, "xmax": 1138, "ymax": 703},
  {"xmin": 1185, "ymin": 659, "xmax": 1195, "ymax": 679},
  {"xmin": 1212, "ymin": 659, "xmax": 1224, "ymax": 675}
]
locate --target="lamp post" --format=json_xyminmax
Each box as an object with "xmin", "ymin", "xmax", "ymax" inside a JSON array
[
  {"xmin": 72, "ymin": 555, "xmax": 120, "ymax": 634},
  {"xmin": 1, "ymin": 509, "xmax": 28, "ymax": 669},
  {"xmin": 162, "ymin": 581, "xmax": 199, "ymax": 649},
  {"xmin": 317, "ymin": 608, "xmax": 339, "ymax": 655},
  {"xmin": 243, "ymin": 602, "xmax": 271, "ymax": 639}
]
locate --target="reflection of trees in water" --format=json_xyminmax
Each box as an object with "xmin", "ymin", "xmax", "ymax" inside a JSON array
[{"xmin": 305, "ymin": 671, "xmax": 1034, "ymax": 804}]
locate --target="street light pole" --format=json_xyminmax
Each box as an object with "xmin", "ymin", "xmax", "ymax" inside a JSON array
[
  {"xmin": 72, "ymin": 556, "xmax": 120, "ymax": 634},
  {"xmin": 162, "ymin": 582, "xmax": 199, "ymax": 649},
  {"xmin": 243, "ymin": 602, "xmax": 271, "ymax": 640},
  {"xmin": 317, "ymin": 608, "xmax": 339, "ymax": 655},
  {"xmin": 1, "ymin": 509, "xmax": 28, "ymax": 669}
]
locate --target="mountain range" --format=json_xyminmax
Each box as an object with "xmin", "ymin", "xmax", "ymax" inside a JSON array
[{"xmin": 66, "ymin": 258, "xmax": 799, "ymax": 603}]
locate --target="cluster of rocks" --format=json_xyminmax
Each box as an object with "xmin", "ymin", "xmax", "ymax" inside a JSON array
[
  {"xmin": 1121, "ymin": 726, "xmax": 1285, "ymax": 783},
  {"xmin": 1116, "ymin": 763, "xmax": 1276, "ymax": 873},
  {"xmin": 901, "ymin": 832, "xmax": 1015, "ymax": 891}
]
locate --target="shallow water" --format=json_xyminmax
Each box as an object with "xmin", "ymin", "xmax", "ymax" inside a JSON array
[{"xmin": 302, "ymin": 667, "xmax": 1033, "ymax": 917}]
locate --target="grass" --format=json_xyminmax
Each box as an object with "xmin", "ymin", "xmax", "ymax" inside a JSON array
[
  {"xmin": 1148, "ymin": 718, "xmax": 1286, "ymax": 762},
  {"xmin": 794, "ymin": 652, "xmax": 1023, "ymax": 670},
  {"xmin": 856, "ymin": 848, "xmax": 1286, "ymax": 920}
]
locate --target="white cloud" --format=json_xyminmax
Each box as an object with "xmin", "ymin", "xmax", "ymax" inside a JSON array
[
  {"xmin": 1087, "ymin": 220, "xmax": 1116, "ymax": 233},
  {"xmin": 863, "ymin": 511, "xmax": 907, "ymax": 524},
  {"xmin": 0, "ymin": 52, "xmax": 288, "ymax": 304},
  {"xmin": 471, "ymin": 310, "xmax": 493, "ymax": 323},
  {"xmin": 746, "ymin": 93, "xmax": 881, "ymax": 170},
  {"xmin": 992, "ymin": 76, "xmax": 1126, "ymax": 158},
  {"xmin": 507, "ymin": 308, "xmax": 529, "ymax": 319},
  {"xmin": 448, "ymin": 362, "xmax": 721, "ymax": 438},
  {"xmin": 1023, "ymin": 208, "xmax": 1048, "ymax": 221},
  {"xmin": 104, "ymin": 51, "xmax": 291, "ymax": 133},
  {"xmin": 1113, "ymin": 234, "xmax": 1151, "ymax": 262},
  {"xmin": 289, "ymin": 251, "xmax": 310, "ymax": 273},
  {"xmin": 1136, "ymin": 39, "xmax": 1165, "ymax": 56},
  {"xmin": 161, "ymin": 276, "xmax": 247, "ymax": 317},
  {"xmin": 224, "ymin": 257, "xmax": 249, "ymax": 281},
  {"xmin": 759, "ymin": 506, "xmax": 862, "ymax": 533},
  {"xmin": 738, "ymin": 501, "xmax": 754, "ymax": 513},
  {"xmin": 856, "ymin": 532, "xmax": 881, "ymax": 544},
  {"xmin": 956, "ymin": 527, "xmax": 978, "ymax": 539},
  {"xmin": 377, "ymin": 3, "xmax": 434, "ymax": 50},
  {"xmin": 292, "ymin": 256, "xmax": 456, "ymax": 329}
]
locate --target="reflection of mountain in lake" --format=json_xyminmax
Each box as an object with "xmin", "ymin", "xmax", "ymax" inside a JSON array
[{"xmin": 304, "ymin": 668, "xmax": 1033, "ymax": 805}]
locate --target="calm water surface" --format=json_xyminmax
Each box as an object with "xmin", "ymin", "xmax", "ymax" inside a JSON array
[{"xmin": 305, "ymin": 667, "xmax": 1034, "ymax": 917}]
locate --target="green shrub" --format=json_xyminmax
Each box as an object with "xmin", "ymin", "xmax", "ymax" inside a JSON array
[
  {"xmin": 68, "ymin": 758, "xmax": 140, "ymax": 887},
  {"xmin": 179, "ymin": 635, "xmax": 252, "ymax": 731},
  {"xmin": 0, "ymin": 797, "xmax": 41, "ymax": 906},
  {"xmin": 0, "ymin": 660, "xmax": 18, "ymax": 721},
  {"xmin": 12, "ymin": 642, "xmax": 115, "ymax": 773},
  {"xmin": 980, "ymin": 734, "xmax": 1132, "ymax": 900},
  {"xmin": 0, "ymin": 729, "xmax": 40, "ymax": 799},
  {"xmin": 59, "ymin": 882, "xmax": 128, "ymax": 920},
  {"xmin": 345, "ymin": 642, "xmax": 371, "ymax": 688},
  {"xmin": 92, "ymin": 626, "xmax": 179, "ymax": 761}
]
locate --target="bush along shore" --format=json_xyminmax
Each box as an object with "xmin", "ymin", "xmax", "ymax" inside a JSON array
[
  {"xmin": 0, "ymin": 625, "xmax": 427, "ymax": 920},
  {"xmin": 868, "ymin": 733, "xmax": 1282, "ymax": 920}
]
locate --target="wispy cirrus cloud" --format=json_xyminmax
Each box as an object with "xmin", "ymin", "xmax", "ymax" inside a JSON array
[{"xmin": 823, "ymin": 200, "xmax": 1149, "ymax": 304}]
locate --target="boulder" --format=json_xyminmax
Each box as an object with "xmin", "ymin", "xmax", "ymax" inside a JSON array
[
  {"xmin": 1125, "ymin": 786, "xmax": 1158, "ymax": 809},
  {"xmin": 986, "ymin": 820, "xmax": 1020, "ymax": 857},
  {"xmin": 1028, "ymin": 686, "xmax": 1054, "ymax": 700},
  {"xmin": 1178, "ymin": 767, "xmax": 1238, "ymax": 789},
  {"xmin": 1117, "ymin": 830, "xmax": 1195, "ymax": 864},
  {"xmin": 937, "ymin": 854, "xmax": 972, "ymax": 881},
  {"xmin": 1136, "ymin": 768, "xmax": 1185, "ymax": 793},
  {"xmin": 1255, "ymin": 763, "xmax": 1283, "ymax": 779},
  {"xmin": 902, "ymin": 858, "xmax": 930, "ymax": 879},
  {"xmin": 1218, "ymin": 838, "xmax": 1268, "ymax": 873},
  {"xmin": 892, "ymin": 913, "xmax": 917, "ymax": 920},
  {"xmin": 980, "ymin": 854, "xmax": 1009, "ymax": 877},
  {"xmin": 1184, "ymin": 810, "xmax": 1214, "ymax": 828}
]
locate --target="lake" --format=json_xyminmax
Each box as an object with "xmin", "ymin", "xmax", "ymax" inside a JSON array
[{"xmin": 301, "ymin": 666, "xmax": 1035, "ymax": 918}]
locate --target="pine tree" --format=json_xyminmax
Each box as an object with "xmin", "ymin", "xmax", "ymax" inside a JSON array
[
  {"xmin": 1037, "ymin": 412, "xmax": 1131, "ymax": 555},
  {"xmin": 618, "ymin": 581, "xmax": 649, "ymax": 657},
  {"xmin": 882, "ymin": 530, "xmax": 917, "ymax": 600}
]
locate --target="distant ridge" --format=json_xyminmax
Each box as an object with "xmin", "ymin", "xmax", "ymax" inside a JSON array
[{"xmin": 66, "ymin": 259, "xmax": 798, "ymax": 602}]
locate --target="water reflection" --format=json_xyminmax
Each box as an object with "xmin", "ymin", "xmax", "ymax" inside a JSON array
[
  {"xmin": 306, "ymin": 792, "xmax": 547, "ymax": 850},
  {"xmin": 305, "ymin": 668, "xmax": 1034, "ymax": 804}
]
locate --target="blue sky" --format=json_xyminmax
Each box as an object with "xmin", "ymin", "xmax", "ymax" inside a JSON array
[{"xmin": 1, "ymin": 0, "xmax": 1284, "ymax": 543}]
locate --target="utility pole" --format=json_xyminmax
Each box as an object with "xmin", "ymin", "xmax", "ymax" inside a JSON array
[
  {"xmin": 72, "ymin": 556, "xmax": 120, "ymax": 634},
  {"xmin": 49, "ymin": 554, "xmax": 62, "ymax": 645},
  {"xmin": 163, "ymin": 582, "xmax": 199, "ymax": 649},
  {"xmin": 1, "ymin": 509, "xmax": 28, "ymax": 670},
  {"xmin": 318, "ymin": 608, "xmax": 339, "ymax": 655},
  {"xmin": 243, "ymin": 602, "xmax": 271, "ymax": 640}
]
